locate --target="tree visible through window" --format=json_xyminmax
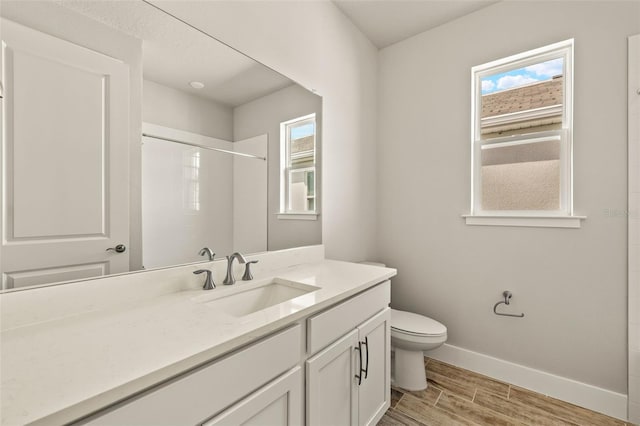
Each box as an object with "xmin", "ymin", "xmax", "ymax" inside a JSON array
[{"xmin": 280, "ymin": 114, "xmax": 316, "ymax": 214}]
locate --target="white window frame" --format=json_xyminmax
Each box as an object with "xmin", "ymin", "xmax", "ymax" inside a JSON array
[
  {"xmin": 279, "ymin": 113, "xmax": 318, "ymax": 220},
  {"xmin": 465, "ymin": 39, "xmax": 585, "ymax": 228}
]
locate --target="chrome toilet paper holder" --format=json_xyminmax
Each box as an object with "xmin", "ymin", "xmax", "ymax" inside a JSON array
[{"xmin": 493, "ymin": 290, "xmax": 525, "ymax": 318}]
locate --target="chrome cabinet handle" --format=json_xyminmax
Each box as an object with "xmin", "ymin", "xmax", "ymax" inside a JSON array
[{"xmin": 106, "ymin": 244, "xmax": 126, "ymax": 253}]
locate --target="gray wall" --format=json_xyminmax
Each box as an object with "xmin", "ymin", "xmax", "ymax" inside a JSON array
[
  {"xmin": 150, "ymin": 0, "xmax": 379, "ymax": 262},
  {"xmin": 233, "ymin": 84, "xmax": 322, "ymax": 251},
  {"xmin": 377, "ymin": 1, "xmax": 639, "ymax": 393},
  {"xmin": 143, "ymin": 80, "xmax": 233, "ymax": 141}
]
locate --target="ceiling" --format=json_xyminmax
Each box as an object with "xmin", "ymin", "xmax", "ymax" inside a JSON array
[
  {"xmin": 332, "ymin": 0, "xmax": 499, "ymax": 48},
  {"xmin": 50, "ymin": 0, "xmax": 500, "ymax": 104},
  {"xmin": 57, "ymin": 0, "xmax": 292, "ymax": 107}
]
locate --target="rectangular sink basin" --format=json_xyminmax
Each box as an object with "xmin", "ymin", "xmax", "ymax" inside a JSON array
[{"xmin": 200, "ymin": 278, "xmax": 319, "ymax": 317}]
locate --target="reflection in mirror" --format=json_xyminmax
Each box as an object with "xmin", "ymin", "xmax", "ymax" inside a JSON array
[
  {"xmin": 0, "ymin": 0, "xmax": 321, "ymax": 290},
  {"xmin": 281, "ymin": 114, "xmax": 317, "ymax": 215},
  {"xmin": 141, "ymin": 125, "xmax": 268, "ymax": 269}
]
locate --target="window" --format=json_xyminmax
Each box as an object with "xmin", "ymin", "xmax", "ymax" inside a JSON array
[
  {"xmin": 466, "ymin": 39, "xmax": 582, "ymax": 227},
  {"xmin": 280, "ymin": 113, "xmax": 317, "ymax": 218},
  {"xmin": 184, "ymin": 150, "xmax": 201, "ymax": 212}
]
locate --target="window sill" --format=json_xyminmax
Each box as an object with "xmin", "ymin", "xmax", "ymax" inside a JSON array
[
  {"xmin": 462, "ymin": 214, "xmax": 586, "ymax": 228},
  {"xmin": 277, "ymin": 212, "xmax": 318, "ymax": 221}
]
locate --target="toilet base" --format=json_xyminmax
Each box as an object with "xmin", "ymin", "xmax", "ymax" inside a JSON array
[{"xmin": 392, "ymin": 347, "xmax": 427, "ymax": 391}]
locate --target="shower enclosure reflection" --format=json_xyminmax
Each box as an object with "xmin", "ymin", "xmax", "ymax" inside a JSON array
[{"xmin": 142, "ymin": 125, "xmax": 268, "ymax": 269}]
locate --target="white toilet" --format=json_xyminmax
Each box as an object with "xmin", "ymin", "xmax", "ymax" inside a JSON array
[
  {"xmin": 359, "ymin": 262, "xmax": 447, "ymax": 391},
  {"xmin": 391, "ymin": 309, "xmax": 447, "ymax": 391}
]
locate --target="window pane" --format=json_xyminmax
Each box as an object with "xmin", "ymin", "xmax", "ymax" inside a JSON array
[
  {"xmin": 290, "ymin": 122, "xmax": 314, "ymax": 139},
  {"xmin": 183, "ymin": 151, "xmax": 200, "ymax": 211},
  {"xmin": 282, "ymin": 114, "xmax": 316, "ymax": 213},
  {"xmin": 289, "ymin": 137, "xmax": 314, "ymax": 160},
  {"xmin": 288, "ymin": 169, "xmax": 314, "ymax": 212},
  {"xmin": 481, "ymin": 139, "xmax": 560, "ymax": 210},
  {"xmin": 306, "ymin": 171, "xmax": 314, "ymax": 197},
  {"xmin": 480, "ymin": 58, "xmax": 564, "ymax": 139},
  {"xmin": 287, "ymin": 120, "xmax": 315, "ymax": 169}
]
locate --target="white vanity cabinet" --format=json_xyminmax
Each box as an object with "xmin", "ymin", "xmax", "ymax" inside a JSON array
[
  {"xmin": 80, "ymin": 325, "xmax": 302, "ymax": 426},
  {"xmin": 78, "ymin": 281, "xmax": 391, "ymax": 426},
  {"xmin": 306, "ymin": 282, "xmax": 391, "ymax": 426}
]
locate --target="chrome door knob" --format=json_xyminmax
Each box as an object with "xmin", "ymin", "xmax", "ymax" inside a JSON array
[{"xmin": 106, "ymin": 244, "xmax": 126, "ymax": 253}]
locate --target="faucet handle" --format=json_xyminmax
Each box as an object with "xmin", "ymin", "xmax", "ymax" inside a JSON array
[
  {"xmin": 242, "ymin": 260, "xmax": 259, "ymax": 281},
  {"xmin": 194, "ymin": 269, "xmax": 215, "ymax": 290}
]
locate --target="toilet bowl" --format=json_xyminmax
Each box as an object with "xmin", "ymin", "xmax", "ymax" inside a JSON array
[
  {"xmin": 391, "ymin": 309, "xmax": 447, "ymax": 391},
  {"xmin": 358, "ymin": 261, "xmax": 448, "ymax": 391}
]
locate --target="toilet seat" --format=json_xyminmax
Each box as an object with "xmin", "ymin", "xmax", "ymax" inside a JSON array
[{"xmin": 391, "ymin": 309, "xmax": 447, "ymax": 337}]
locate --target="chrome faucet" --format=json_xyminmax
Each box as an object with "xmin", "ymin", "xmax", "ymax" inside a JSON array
[
  {"xmin": 223, "ymin": 252, "xmax": 247, "ymax": 285},
  {"xmin": 198, "ymin": 247, "xmax": 215, "ymax": 261}
]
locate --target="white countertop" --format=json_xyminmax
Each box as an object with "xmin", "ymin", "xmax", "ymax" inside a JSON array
[{"xmin": 0, "ymin": 259, "xmax": 395, "ymax": 425}]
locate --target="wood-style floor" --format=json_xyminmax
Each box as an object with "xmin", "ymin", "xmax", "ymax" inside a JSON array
[{"xmin": 378, "ymin": 357, "xmax": 633, "ymax": 426}]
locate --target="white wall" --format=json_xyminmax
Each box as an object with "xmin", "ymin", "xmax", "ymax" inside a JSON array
[
  {"xmin": 143, "ymin": 80, "xmax": 233, "ymax": 141},
  {"xmin": 377, "ymin": 0, "xmax": 639, "ymax": 395},
  {"xmin": 150, "ymin": 0, "xmax": 379, "ymax": 262},
  {"xmin": 233, "ymin": 135, "xmax": 268, "ymax": 254},
  {"xmin": 233, "ymin": 84, "xmax": 322, "ymax": 251}
]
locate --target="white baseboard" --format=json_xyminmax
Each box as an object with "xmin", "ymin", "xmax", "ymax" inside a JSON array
[{"xmin": 427, "ymin": 343, "xmax": 628, "ymax": 421}]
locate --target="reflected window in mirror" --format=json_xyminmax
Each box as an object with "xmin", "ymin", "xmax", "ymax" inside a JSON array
[
  {"xmin": 280, "ymin": 114, "xmax": 317, "ymax": 218},
  {"xmin": 184, "ymin": 150, "xmax": 201, "ymax": 212}
]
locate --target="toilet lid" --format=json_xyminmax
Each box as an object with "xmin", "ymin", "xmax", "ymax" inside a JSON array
[{"xmin": 391, "ymin": 309, "xmax": 447, "ymax": 337}]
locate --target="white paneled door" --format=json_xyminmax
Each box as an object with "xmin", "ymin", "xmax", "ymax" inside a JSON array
[{"xmin": 0, "ymin": 19, "xmax": 130, "ymax": 289}]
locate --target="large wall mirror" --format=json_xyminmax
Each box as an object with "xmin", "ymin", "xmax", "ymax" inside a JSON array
[{"xmin": 0, "ymin": 0, "xmax": 322, "ymax": 290}]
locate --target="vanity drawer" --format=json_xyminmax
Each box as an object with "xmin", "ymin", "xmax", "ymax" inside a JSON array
[
  {"xmin": 306, "ymin": 281, "xmax": 390, "ymax": 354},
  {"xmin": 83, "ymin": 324, "xmax": 302, "ymax": 426}
]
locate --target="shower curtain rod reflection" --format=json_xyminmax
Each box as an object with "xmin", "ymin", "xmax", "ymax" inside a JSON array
[{"xmin": 142, "ymin": 133, "xmax": 267, "ymax": 161}]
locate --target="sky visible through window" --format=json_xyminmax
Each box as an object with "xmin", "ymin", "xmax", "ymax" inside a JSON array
[
  {"xmin": 481, "ymin": 57, "xmax": 563, "ymax": 95},
  {"xmin": 290, "ymin": 122, "xmax": 315, "ymax": 140}
]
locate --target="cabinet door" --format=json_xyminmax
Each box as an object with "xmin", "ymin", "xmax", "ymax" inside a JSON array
[
  {"xmin": 203, "ymin": 367, "xmax": 302, "ymax": 426},
  {"xmin": 357, "ymin": 308, "xmax": 391, "ymax": 426},
  {"xmin": 306, "ymin": 329, "xmax": 359, "ymax": 426}
]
